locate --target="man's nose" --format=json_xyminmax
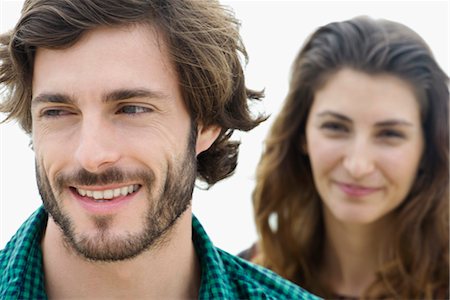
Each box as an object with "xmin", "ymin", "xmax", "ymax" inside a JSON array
[
  {"xmin": 342, "ymin": 138, "xmax": 375, "ymax": 179},
  {"xmin": 74, "ymin": 118, "xmax": 121, "ymax": 173}
]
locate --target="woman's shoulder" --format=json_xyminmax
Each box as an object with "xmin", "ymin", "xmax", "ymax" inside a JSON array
[{"xmin": 237, "ymin": 242, "xmax": 258, "ymax": 261}]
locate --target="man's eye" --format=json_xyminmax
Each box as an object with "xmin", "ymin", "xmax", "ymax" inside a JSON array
[
  {"xmin": 117, "ymin": 105, "xmax": 152, "ymax": 115},
  {"xmin": 41, "ymin": 109, "xmax": 72, "ymax": 118}
]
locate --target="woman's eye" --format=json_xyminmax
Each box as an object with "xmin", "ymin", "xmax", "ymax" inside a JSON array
[
  {"xmin": 321, "ymin": 122, "xmax": 348, "ymax": 133},
  {"xmin": 118, "ymin": 105, "xmax": 152, "ymax": 115},
  {"xmin": 379, "ymin": 129, "xmax": 405, "ymax": 139}
]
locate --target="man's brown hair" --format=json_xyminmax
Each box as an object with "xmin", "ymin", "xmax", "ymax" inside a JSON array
[{"xmin": 0, "ymin": 0, "xmax": 265, "ymax": 186}]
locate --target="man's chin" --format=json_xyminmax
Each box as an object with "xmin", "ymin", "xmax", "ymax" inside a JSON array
[
  {"xmin": 59, "ymin": 211, "xmax": 181, "ymax": 262},
  {"xmin": 63, "ymin": 229, "xmax": 154, "ymax": 262}
]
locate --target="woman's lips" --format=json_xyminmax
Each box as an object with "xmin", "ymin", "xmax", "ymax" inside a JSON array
[{"xmin": 337, "ymin": 182, "xmax": 382, "ymax": 197}]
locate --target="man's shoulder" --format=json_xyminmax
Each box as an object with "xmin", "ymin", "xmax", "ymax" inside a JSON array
[
  {"xmin": 0, "ymin": 207, "xmax": 47, "ymax": 299},
  {"xmin": 191, "ymin": 215, "xmax": 319, "ymax": 299},
  {"xmin": 216, "ymin": 248, "xmax": 319, "ymax": 299},
  {"xmin": 0, "ymin": 208, "xmax": 45, "ymax": 266}
]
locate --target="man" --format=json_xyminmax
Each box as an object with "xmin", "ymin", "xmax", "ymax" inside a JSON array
[{"xmin": 0, "ymin": 0, "xmax": 318, "ymax": 298}]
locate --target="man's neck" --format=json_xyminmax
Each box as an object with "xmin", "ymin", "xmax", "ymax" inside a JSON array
[{"xmin": 41, "ymin": 211, "xmax": 201, "ymax": 299}]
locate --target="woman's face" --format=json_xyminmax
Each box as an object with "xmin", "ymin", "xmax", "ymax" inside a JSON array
[{"xmin": 305, "ymin": 68, "xmax": 424, "ymax": 225}]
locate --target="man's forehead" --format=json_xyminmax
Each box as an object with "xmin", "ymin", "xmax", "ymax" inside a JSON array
[
  {"xmin": 31, "ymin": 23, "xmax": 179, "ymax": 106},
  {"xmin": 34, "ymin": 23, "xmax": 166, "ymax": 57}
]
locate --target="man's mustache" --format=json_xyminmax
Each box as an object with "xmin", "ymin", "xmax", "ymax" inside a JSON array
[{"xmin": 53, "ymin": 167, "xmax": 155, "ymax": 191}]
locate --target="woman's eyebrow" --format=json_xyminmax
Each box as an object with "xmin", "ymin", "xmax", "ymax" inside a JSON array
[
  {"xmin": 317, "ymin": 111, "xmax": 351, "ymax": 122},
  {"xmin": 374, "ymin": 119, "xmax": 414, "ymax": 127}
]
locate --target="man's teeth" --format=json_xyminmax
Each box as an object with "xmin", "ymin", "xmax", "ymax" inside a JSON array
[{"xmin": 76, "ymin": 185, "xmax": 139, "ymax": 200}]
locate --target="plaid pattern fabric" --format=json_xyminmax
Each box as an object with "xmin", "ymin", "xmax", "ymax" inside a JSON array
[
  {"xmin": 0, "ymin": 208, "xmax": 47, "ymax": 299},
  {"xmin": 1, "ymin": 207, "xmax": 320, "ymax": 299},
  {"xmin": 192, "ymin": 216, "xmax": 319, "ymax": 299}
]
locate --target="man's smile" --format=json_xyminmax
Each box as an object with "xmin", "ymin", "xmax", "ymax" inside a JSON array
[
  {"xmin": 68, "ymin": 184, "xmax": 142, "ymax": 208},
  {"xmin": 73, "ymin": 184, "xmax": 141, "ymax": 200}
]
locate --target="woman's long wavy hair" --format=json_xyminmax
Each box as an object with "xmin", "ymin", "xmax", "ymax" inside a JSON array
[
  {"xmin": 253, "ymin": 16, "xmax": 449, "ymax": 298},
  {"xmin": 0, "ymin": 0, "xmax": 265, "ymax": 187}
]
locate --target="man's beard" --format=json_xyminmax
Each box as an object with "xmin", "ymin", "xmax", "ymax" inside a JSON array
[{"xmin": 36, "ymin": 129, "xmax": 197, "ymax": 262}]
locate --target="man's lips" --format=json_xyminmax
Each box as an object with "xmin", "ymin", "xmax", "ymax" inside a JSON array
[
  {"xmin": 68, "ymin": 184, "xmax": 142, "ymax": 214},
  {"xmin": 70, "ymin": 184, "xmax": 141, "ymax": 201},
  {"xmin": 336, "ymin": 182, "xmax": 382, "ymax": 197}
]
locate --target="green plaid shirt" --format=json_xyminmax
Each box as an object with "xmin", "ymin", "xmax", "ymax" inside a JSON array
[{"xmin": 1, "ymin": 207, "xmax": 319, "ymax": 299}]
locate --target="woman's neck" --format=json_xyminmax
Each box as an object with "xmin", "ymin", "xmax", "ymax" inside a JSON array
[{"xmin": 320, "ymin": 208, "xmax": 390, "ymax": 297}]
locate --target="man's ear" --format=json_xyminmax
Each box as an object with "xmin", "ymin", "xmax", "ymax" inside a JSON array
[{"xmin": 195, "ymin": 124, "xmax": 221, "ymax": 155}]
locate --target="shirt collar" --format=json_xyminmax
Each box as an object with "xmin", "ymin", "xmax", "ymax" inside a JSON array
[
  {"xmin": 191, "ymin": 215, "xmax": 234, "ymax": 298},
  {"xmin": 1, "ymin": 207, "xmax": 233, "ymax": 299}
]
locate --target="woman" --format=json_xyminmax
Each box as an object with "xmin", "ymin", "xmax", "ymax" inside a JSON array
[{"xmin": 248, "ymin": 16, "xmax": 449, "ymax": 299}]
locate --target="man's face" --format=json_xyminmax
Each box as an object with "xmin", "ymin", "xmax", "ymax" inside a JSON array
[{"xmin": 31, "ymin": 24, "xmax": 198, "ymax": 261}]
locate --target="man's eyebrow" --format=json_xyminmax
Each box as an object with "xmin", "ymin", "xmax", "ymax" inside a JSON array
[
  {"xmin": 103, "ymin": 88, "xmax": 168, "ymax": 103},
  {"xmin": 32, "ymin": 93, "xmax": 75, "ymax": 107},
  {"xmin": 32, "ymin": 89, "xmax": 167, "ymax": 107},
  {"xmin": 317, "ymin": 111, "xmax": 351, "ymax": 122}
]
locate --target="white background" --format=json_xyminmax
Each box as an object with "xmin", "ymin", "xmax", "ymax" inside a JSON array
[{"xmin": 1, "ymin": 0, "xmax": 448, "ymax": 254}]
